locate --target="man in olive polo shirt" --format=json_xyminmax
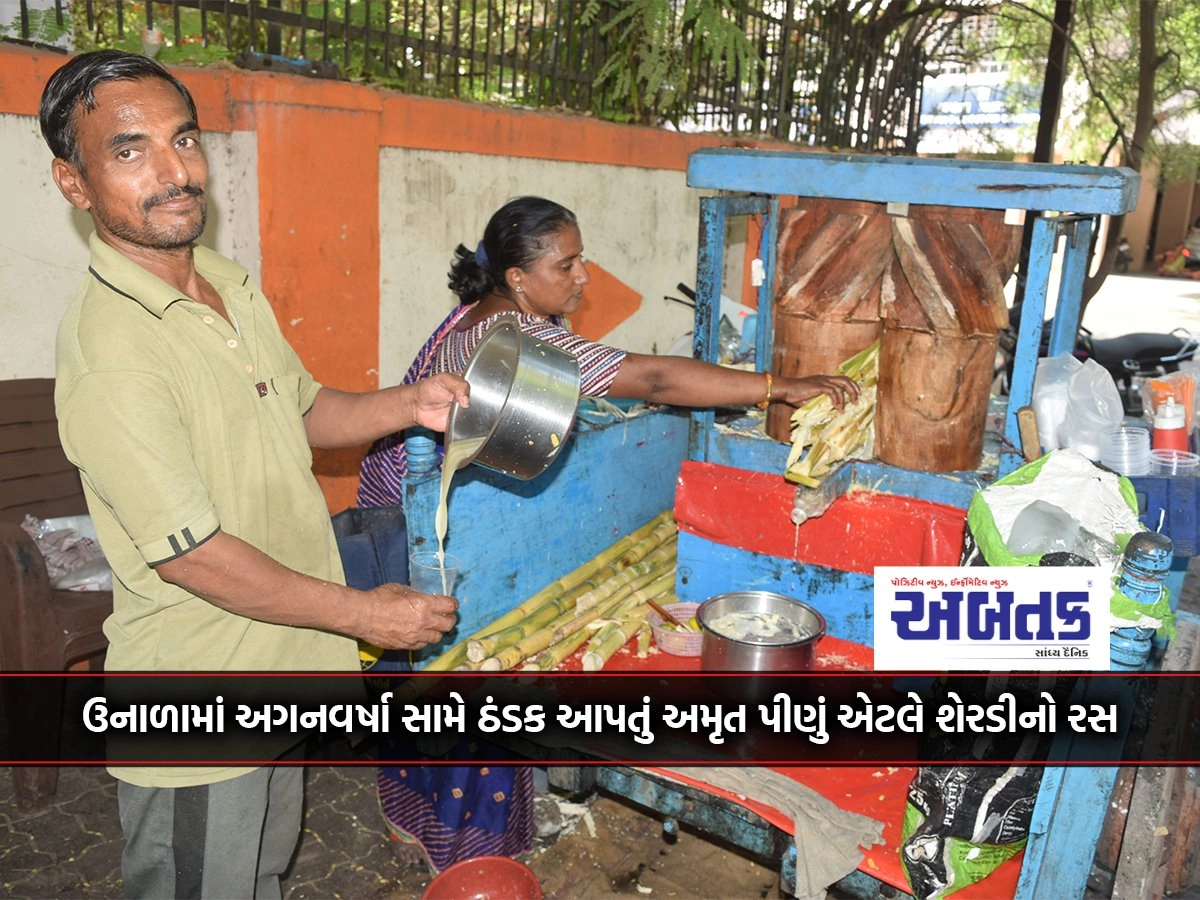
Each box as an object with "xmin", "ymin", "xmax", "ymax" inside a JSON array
[{"xmin": 41, "ymin": 50, "xmax": 466, "ymax": 897}]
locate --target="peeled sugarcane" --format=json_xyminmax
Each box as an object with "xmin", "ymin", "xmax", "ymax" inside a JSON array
[
  {"xmin": 572, "ymin": 540, "xmax": 676, "ymax": 612},
  {"xmin": 527, "ymin": 587, "xmax": 664, "ymax": 671},
  {"xmin": 788, "ymin": 399, "xmax": 875, "ymax": 485},
  {"xmin": 421, "ymin": 510, "xmax": 675, "ymax": 672},
  {"xmin": 526, "ymin": 628, "xmax": 595, "ymax": 671},
  {"xmin": 581, "ymin": 607, "xmax": 651, "ymax": 671},
  {"xmin": 465, "ymin": 530, "xmax": 676, "ymax": 663},
  {"xmin": 786, "ymin": 340, "xmax": 879, "ymax": 487},
  {"xmin": 637, "ymin": 625, "xmax": 652, "ymax": 656},
  {"xmin": 478, "ymin": 570, "xmax": 675, "ymax": 671}
]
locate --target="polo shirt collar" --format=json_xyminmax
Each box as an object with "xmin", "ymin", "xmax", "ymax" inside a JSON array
[{"xmin": 86, "ymin": 232, "xmax": 252, "ymax": 319}]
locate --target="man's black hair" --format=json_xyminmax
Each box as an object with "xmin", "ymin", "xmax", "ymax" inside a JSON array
[{"xmin": 39, "ymin": 49, "xmax": 199, "ymax": 172}]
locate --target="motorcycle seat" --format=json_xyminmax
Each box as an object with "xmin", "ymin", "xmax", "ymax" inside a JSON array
[{"xmin": 1089, "ymin": 332, "xmax": 1194, "ymax": 366}]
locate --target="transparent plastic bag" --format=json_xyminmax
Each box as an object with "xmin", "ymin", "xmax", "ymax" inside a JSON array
[
  {"xmin": 1005, "ymin": 499, "xmax": 1080, "ymax": 556},
  {"xmin": 19, "ymin": 514, "xmax": 112, "ymax": 591},
  {"xmin": 1032, "ymin": 354, "xmax": 1082, "ymax": 452},
  {"xmin": 1142, "ymin": 370, "xmax": 1196, "ymax": 431},
  {"xmin": 1057, "ymin": 358, "xmax": 1124, "ymax": 461}
]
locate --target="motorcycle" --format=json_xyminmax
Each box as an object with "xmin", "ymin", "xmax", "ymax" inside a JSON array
[{"xmin": 997, "ymin": 304, "xmax": 1200, "ymax": 417}]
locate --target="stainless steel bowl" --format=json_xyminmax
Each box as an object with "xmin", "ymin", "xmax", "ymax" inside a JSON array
[
  {"xmin": 698, "ymin": 591, "xmax": 826, "ymax": 672},
  {"xmin": 446, "ymin": 315, "xmax": 582, "ymax": 480}
]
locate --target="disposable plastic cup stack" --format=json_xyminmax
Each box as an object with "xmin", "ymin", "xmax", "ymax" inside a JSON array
[
  {"xmin": 1150, "ymin": 448, "xmax": 1200, "ymax": 476},
  {"xmin": 1099, "ymin": 427, "xmax": 1152, "ymax": 476}
]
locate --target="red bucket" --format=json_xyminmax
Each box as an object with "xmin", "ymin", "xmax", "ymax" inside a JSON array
[{"xmin": 422, "ymin": 856, "xmax": 542, "ymax": 900}]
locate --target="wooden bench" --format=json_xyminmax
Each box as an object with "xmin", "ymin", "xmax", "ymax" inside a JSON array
[{"xmin": 0, "ymin": 378, "xmax": 111, "ymax": 806}]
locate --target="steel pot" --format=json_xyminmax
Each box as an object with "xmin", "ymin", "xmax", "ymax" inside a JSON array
[
  {"xmin": 698, "ymin": 591, "xmax": 826, "ymax": 672},
  {"xmin": 445, "ymin": 315, "xmax": 581, "ymax": 480}
]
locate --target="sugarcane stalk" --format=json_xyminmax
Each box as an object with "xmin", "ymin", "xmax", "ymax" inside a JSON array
[
  {"xmin": 574, "ymin": 540, "xmax": 676, "ymax": 612},
  {"xmin": 479, "ymin": 571, "xmax": 675, "ymax": 671},
  {"xmin": 466, "ymin": 590, "xmax": 584, "ymax": 663},
  {"xmin": 526, "ymin": 627, "xmax": 595, "ymax": 671},
  {"xmin": 528, "ymin": 587, "xmax": 668, "ymax": 672},
  {"xmin": 478, "ymin": 591, "xmax": 632, "ymax": 672},
  {"xmin": 548, "ymin": 570, "xmax": 671, "ymax": 644},
  {"xmin": 466, "ymin": 525, "xmax": 676, "ymax": 663},
  {"xmin": 582, "ymin": 609, "xmax": 650, "ymax": 672},
  {"xmin": 636, "ymin": 625, "xmax": 652, "ymax": 656},
  {"xmin": 424, "ymin": 510, "xmax": 675, "ymax": 671}
]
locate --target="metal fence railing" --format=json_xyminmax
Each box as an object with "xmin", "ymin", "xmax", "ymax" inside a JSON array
[{"xmin": 4, "ymin": 0, "xmax": 961, "ymax": 150}]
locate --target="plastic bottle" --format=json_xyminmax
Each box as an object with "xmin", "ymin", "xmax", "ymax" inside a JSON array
[
  {"xmin": 1153, "ymin": 397, "xmax": 1189, "ymax": 452},
  {"xmin": 1109, "ymin": 530, "xmax": 1174, "ymax": 671},
  {"xmin": 404, "ymin": 431, "xmax": 439, "ymax": 477},
  {"xmin": 791, "ymin": 479, "xmax": 843, "ymax": 525}
]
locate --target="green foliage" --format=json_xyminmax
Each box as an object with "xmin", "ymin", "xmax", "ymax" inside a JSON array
[
  {"xmin": 1156, "ymin": 142, "xmax": 1200, "ymax": 185},
  {"xmin": 73, "ymin": 0, "xmax": 252, "ymax": 58},
  {"xmin": 155, "ymin": 44, "xmax": 234, "ymax": 66},
  {"xmin": 994, "ymin": 0, "xmax": 1200, "ymax": 174},
  {"xmin": 582, "ymin": 0, "xmax": 761, "ymax": 126},
  {"xmin": 1, "ymin": 5, "xmax": 71, "ymax": 46},
  {"xmin": 42, "ymin": 0, "xmax": 958, "ymax": 145}
]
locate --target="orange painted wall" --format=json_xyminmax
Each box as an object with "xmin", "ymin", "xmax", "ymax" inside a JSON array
[
  {"xmin": 1, "ymin": 43, "xmax": 761, "ymax": 511},
  {"xmin": 0, "ymin": 45, "xmax": 67, "ymax": 115},
  {"xmin": 247, "ymin": 79, "xmax": 383, "ymax": 505},
  {"xmin": 377, "ymin": 90, "xmax": 727, "ymax": 168},
  {"xmin": 573, "ymin": 266, "xmax": 643, "ymax": 342}
]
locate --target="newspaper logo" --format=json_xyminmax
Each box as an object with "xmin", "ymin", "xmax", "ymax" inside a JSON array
[{"xmin": 874, "ymin": 566, "xmax": 1110, "ymax": 670}]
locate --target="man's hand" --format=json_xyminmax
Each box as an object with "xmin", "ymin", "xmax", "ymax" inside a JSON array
[
  {"xmin": 411, "ymin": 373, "xmax": 470, "ymax": 433},
  {"xmin": 358, "ymin": 583, "xmax": 459, "ymax": 650},
  {"xmin": 154, "ymin": 530, "xmax": 458, "ymax": 649}
]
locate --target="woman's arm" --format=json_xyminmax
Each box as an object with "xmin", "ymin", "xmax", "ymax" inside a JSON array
[
  {"xmin": 608, "ymin": 352, "xmax": 858, "ymax": 410},
  {"xmin": 303, "ymin": 374, "xmax": 470, "ymax": 449}
]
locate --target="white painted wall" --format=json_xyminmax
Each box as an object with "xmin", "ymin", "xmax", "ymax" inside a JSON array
[
  {"xmin": 376, "ymin": 149, "xmax": 703, "ymax": 385},
  {"xmin": 2, "ymin": 112, "xmax": 85, "ymax": 380},
  {"xmin": 0, "ymin": 115, "xmax": 258, "ymax": 378}
]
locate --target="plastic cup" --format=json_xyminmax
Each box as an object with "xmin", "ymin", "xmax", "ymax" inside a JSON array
[
  {"xmin": 1150, "ymin": 448, "xmax": 1200, "ymax": 476},
  {"xmin": 409, "ymin": 551, "xmax": 461, "ymax": 596},
  {"xmin": 1099, "ymin": 426, "xmax": 1151, "ymax": 476}
]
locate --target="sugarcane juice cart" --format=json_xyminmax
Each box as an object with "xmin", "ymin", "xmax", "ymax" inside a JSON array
[{"xmin": 402, "ymin": 150, "xmax": 1168, "ymax": 899}]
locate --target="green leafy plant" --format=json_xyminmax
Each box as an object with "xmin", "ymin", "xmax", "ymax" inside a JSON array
[
  {"xmin": 2, "ymin": 4, "xmax": 71, "ymax": 46},
  {"xmin": 581, "ymin": 0, "xmax": 760, "ymax": 126}
]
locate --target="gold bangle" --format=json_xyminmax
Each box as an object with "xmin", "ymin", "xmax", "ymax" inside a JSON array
[{"xmin": 757, "ymin": 372, "xmax": 773, "ymax": 410}]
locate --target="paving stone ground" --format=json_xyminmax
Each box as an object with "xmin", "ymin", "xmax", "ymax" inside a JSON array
[
  {"xmin": 0, "ymin": 682, "xmax": 784, "ymax": 900},
  {"xmin": 1, "ymin": 758, "xmax": 792, "ymax": 900}
]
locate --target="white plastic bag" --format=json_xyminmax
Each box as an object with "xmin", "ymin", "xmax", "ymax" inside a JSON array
[
  {"xmin": 968, "ymin": 448, "xmax": 1140, "ymax": 574},
  {"xmin": 1058, "ymin": 358, "xmax": 1124, "ymax": 460},
  {"xmin": 1032, "ymin": 354, "xmax": 1082, "ymax": 452}
]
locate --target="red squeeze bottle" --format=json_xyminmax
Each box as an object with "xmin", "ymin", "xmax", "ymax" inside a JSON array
[{"xmin": 1153, "ymin": 398, "xmax": 1189, "ymax": 452}]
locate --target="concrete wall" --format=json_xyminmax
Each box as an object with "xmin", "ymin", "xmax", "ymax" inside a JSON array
[
  {"xmin": 1155, "ymin": 178, "xmax": 1200, "ymax": 259},
  {"xmin": 0, "ymin": 44, "xmax": 736, "ymax": 509},
  {"xmin": 1157, "ymin": 177, "xmax": 1195, "ymax": 259},
  {"xmin": 1120, "ymin": 161, "xmax": 1158, "ymax": 270},
  {"xmin": 377, "ymin": 150, "xmax": 700, "ymax": 385}
]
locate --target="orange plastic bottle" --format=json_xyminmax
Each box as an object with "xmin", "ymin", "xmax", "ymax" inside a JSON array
[{"xmin": 1153, "ymin": 398, "xmax": 1189, "ymax": 452}]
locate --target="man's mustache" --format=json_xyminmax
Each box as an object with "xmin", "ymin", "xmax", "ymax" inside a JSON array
[{"xmin": 144, "ymin": 184, "xmax": 204, "ymax": 212}]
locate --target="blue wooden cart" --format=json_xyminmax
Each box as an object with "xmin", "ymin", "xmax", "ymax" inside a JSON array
[{"xmin": 402, "ymin": 150, "xmax": 1167, "ymax": 899}]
